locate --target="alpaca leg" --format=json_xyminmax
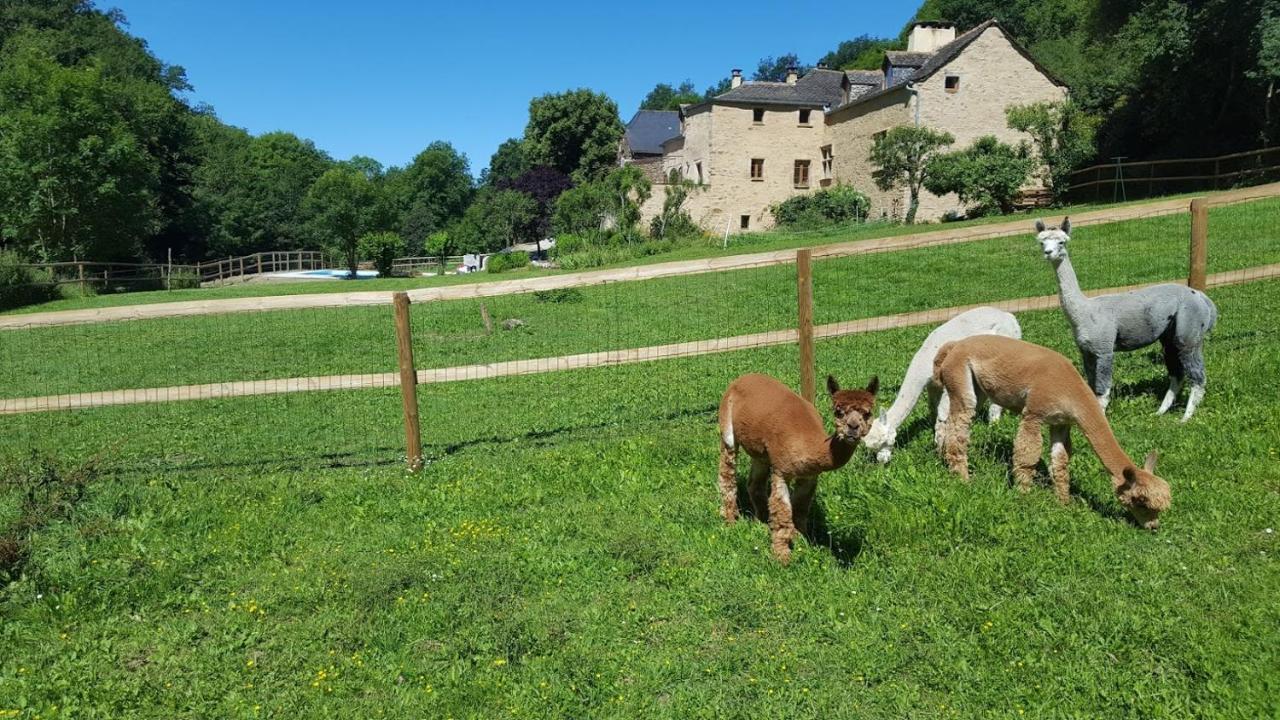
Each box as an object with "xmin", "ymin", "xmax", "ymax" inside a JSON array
[
  {"xmin": 1012, "ymin": 416, "xmax": 1043, "ymax": 493},
  {"xmin": 940, "ymin": 379, "xmax": 976, "ymax": 482},
  {"xmin": 988, "ymin": 403, "xmax": 1004, "ymax": 423},
  {"xmin": 1179, "ymin": 344, "xmax": 1207, "ymax": 422},
  {"xmin": 718, "ymin": 441, "xmax": 738, "ymax": 523},
  {"xmin": 1094, "ymin": 351, "xmax": 1115, "ymax": 411},
  {"xmin": 747, "ymin": 459, "xmax": 770, "ymax": 521},
  {"xmin": 791, "ymin": 476, "xmax": 818, "ymax": 538},
  {"xmin": 1049, "ymin": 425, "xmax": 1072, "ymax": 505},
  {"xmin": 933, "ymin": 387, "xmax": 951, "ymax": 452},
  {"xmin": 1156, "ymin": 333, "xmax": 1184, "ymax": 416},
  {"xmin": 767, "ymin": 472, "xmax": 796, "ymax": 564}
]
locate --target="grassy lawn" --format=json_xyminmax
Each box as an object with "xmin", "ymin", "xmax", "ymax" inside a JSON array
[
  {"xmin": 2, "ymin": 198, "xmax": 1277, "ymax": 398},
  {"xmin": 1, "ymin": 280, "xmax": 1277, "ymax": 717},
  {"xmin": 0, "ymin": 191, "xmax": 1212, "ymax": 317}
]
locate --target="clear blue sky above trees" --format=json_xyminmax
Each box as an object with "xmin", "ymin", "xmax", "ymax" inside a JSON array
[{"xmin": 111, "ymin": 0, "xmax": 919, "ymax": 175}]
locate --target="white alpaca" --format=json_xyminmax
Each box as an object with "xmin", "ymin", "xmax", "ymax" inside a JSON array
[{"xmin": 863, "ymin": 307, "xmax": 1021, "ymax": 463}]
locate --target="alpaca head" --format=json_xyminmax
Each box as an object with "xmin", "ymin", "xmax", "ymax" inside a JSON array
[
  {"xmin": 1035, "ymin": 217, "xmax": 1072, "ymax": 262},
  {"xmin": 1114, "ymin": 451, "xmax": 1172, "ymax": 530},
  {"xmin": 827, "ymin": 375, "xmax": 879, "ymax": 444},
  {"xmin": 863, "ymin": 410, "xmax": 896, "ymax": 463}
]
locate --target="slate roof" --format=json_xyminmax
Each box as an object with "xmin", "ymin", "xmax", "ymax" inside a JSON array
[
  {"xmin": 845, "ymin": 70, "xmax": 883, "ymax": 86},
  {"xmin": 829, "ymin": 19, "xmax": 1065, "ymax": 115},
  {"xmin": 713, "ymin": 68, "xmax": 847, "ymax": 107},
  {"xmin": 623, "ymin": 110, "xmax": 681, "ymax": 155}
]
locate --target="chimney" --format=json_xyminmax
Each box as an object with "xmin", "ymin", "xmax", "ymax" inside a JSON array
[
  {"xmin": 785, "ymin": 66, "xmax": 799, "ymax": 85},
  {"xmin": 907, "ymin": 21, "xmax": 957, "ymax": 53},
  {"xmin": 731, "ymin": 68, "xmax": 742, "ymax": 89}
]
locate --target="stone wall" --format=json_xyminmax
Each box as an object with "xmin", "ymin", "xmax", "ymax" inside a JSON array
[{"xmin": 824, "ymin": 89, "xmax": 913, "ymax": 220}]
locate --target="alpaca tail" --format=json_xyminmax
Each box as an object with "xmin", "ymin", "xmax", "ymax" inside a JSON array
[
  {"xmin": 933, "ymin": 341, "xmax": 958, "ymax": 386},
  {"xmin": 720, "ymin": 397, "xmax": 735, "ymax": 449}
]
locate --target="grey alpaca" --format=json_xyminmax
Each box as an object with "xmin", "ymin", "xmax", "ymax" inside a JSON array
[{"xmin": 1036, "ymin": 217, "xmax": 1218, "ymax": 421}]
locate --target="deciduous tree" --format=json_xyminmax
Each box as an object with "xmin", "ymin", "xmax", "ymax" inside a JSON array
[
  {"xmin": 524, "ymin": 89, "xmax": 624, "ymax": 182},
  {"xmin": 870, "ymin": 125, "xmax": 955, "ymax": 224}
]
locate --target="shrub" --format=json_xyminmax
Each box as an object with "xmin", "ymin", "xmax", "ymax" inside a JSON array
[
  {"xmin": 357, "ymin": 231, "xmax": 406, "ymax": 276},
  {"xmin": 0, "ymin": 251, "xmax": 58, "ymax": 311},
  {"xmin": 925, "ymin": 136, "xmax": 1033, "ymax": 217},
  {"xmin": 533, "ymin": 288, "xmax": 584, "ymax": 303},
  {"xmin": 486, "ymin": 251, "xmax": 530, "ymax": 274},
  {"xmin": 773, "ymin": 185, "xmax": 871, "ymax": 228}
]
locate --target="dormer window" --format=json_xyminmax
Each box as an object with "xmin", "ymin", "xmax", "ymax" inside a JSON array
[
  {"xmin": 798, "ymin": 109, "xmax": 811, "ymax": 126},
  {"xmin": 752, "ymin": 108, "xmax": 765, "ymax": 124},
  {"xmin": 945, "ymin": 74, "xmax": 961, "ymax": 93}
]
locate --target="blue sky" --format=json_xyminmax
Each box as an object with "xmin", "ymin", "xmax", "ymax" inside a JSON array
[{"xmin": 112, "ymin": 0, "xmax": 921, "ymax": 175}]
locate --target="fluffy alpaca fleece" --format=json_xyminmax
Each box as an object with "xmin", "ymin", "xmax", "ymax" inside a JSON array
[
  {"xmin": 863, "ymin": 306, "xmax": 1021, "ymax": 464},
  {"xmin": 718, "ymin": 373, "xmax": 878, "ymax": 563},
  {"xmin": 1036, "ymin": 217, "xmax": 1218, "ymax": 421},
  {"xmin": 933, "ymin": 335, "xmax": 1172, "ymax": 529}
]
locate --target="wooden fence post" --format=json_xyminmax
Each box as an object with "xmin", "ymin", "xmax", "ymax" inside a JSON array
[
  {"xmin": 393, "ymin": 292, "xmax": 424, "ymax": 472},
  {"xmin": 1189, "ymin": 198, "xmax": 1208, "ymax": 291},
  {"xmin": 77, "ymin": 262, "xmax": 85, "ymax": 294},
  {"xmin": 796, "ymin": 249, "xmax": 816, "ymax": 406}
]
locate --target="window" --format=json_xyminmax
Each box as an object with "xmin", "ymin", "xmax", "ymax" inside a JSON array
[
  {"xmin": 696, "ymin": 162, "xmax": 703, "ymax": 184},
  {"xmin": 740, "ymin": 215, "xmax": 751, "ymax": 230},
  {"xmin": 750, "ymin": 158, "xmax": 764, "ymax": 180},
  {"xmin": 752, "ymin": 108, "xmax": 765, "ymax": 124},
  {"xmin": 798, "ymin": 109, "xmax": 811, "ymax": 125},
  {"xmin": 793, "ymin": 160, "xmax": 811, "ymax": 188},
  {"xmin": 821, "ymin": 146, "xmax": 834, "ymax": 180},
  {"xmin": 945, "ymin": 74, "xmax": 961, "ymax": 93}
]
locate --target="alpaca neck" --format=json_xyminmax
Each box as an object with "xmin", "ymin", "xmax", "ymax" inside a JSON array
[
  {"xmin": 1053, "ymin": 255, "xmax": 1091, "ymax": 324},
  {"xmin": 811, "ymin": 434, "xmax": 856, "ymax": 473},
  {"xmin": 1074, "ymin": 395, "xmax": 1136, "ymax": 478}
]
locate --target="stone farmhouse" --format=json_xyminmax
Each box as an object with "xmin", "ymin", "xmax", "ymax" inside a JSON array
[{"xmin": 620, "ymin": 20, "xmax": 1067, "ymax": 232}]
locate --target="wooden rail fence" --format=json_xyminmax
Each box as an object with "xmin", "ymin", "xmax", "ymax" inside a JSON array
[
  {"xmin": 6, "ymin": 183, "xmax": 1277, "ymax": 331},
  {"xmin": 1068, "ymin": 147, "xmax": 1280, "ymax": 202}
]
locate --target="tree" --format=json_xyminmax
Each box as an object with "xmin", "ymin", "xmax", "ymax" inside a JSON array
[
  {"xmin": 497, "ymin": 165, "xmax": 572, "ymax": 256},
  {"xmin": 357, "ymin": 231, "xmax": 405, "ymax": 276},
  {"xmin": 753, "ymin": 53, "xmax": 809, "ymax": 82},
  {"xmin": 870, "ymin": 125, "xmax": 955, "ymax": 224},
  {"xmin": 1006, "ymin": 100, "xmax": 1098, "ymax": 203},
  {"xmin": 302, "ymin": 167, "xmax": 382, "ymax": 277},
  {"xmin": 650, "ymin": 170, "xmax": 702, "ymax": 239},
  {"xmin": 639, "ymin": 81, "xmax": 702, "ymax": 110},
  {"xmin": 451, "ymin": 189, "xmax": 538, "ymax": 255},
  {"xmin": 818, "ymin": 35, "xmax": 901, "ymax": 70},
  {"xmin": 925, "ymin": 136, "xmax": 1033, "ymax": 216},
  {"xmin": 1252, "ymin": 0, "xmax": 1280, "ymax": 137},
  {"xmin": 603, "ymin": 165, "xmax": 651, "ymax": 243},
  {"xmin": 524, "ymin": 89, "xmax": 625, "ymax": 182},
  {"xmin": 0, "ymin": 42, "xmax": 172, "ymax": 261},
  {"xmin": 552, "ymin": 182, "xmax": 612, "ymax": 238},
  {"xmin": 389, "ymin": 142, "xmax": 472, "ymax": 253},
  {"xmin": 482, "ymin": 138, "xmax": 528, "ymax": 187},
  {"xmin": 703, "ymin": 77, "xmax": 733, "ymax": 99}
]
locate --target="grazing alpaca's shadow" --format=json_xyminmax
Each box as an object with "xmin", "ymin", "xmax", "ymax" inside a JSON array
[
  {"xmin": 732, "ymin": 477, "xmax": 865, "ymax": 567},
  {"xmin": 985, "ymin": 436, "xmax": 1136, "ymax": 526}
]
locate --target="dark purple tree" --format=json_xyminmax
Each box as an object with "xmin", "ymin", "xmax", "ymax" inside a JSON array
[{"xmin": 497, "ymin": 165, "xmax": 572, "ymax": 257}]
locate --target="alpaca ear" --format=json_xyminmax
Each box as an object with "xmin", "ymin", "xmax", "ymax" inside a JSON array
[
  {"xmin": 1034, "ymin": 219, "xmax": 1046, "ymax": 233},
  {"xmin": 866, "ymin": 375, "xmax": 880, "ymax": 395},
  {"xmin": 1061, "ymin": 217, "xmax": 1072, "ymax": 236},
  {"xmin": 826, "ymin": 375, "xmax": 840, "ymax": 396},
  {"xmin": 1143, "ymin": 451, "xmax": 1159, "ymax": 473},
  {"xmin": 1122, "ymin": 466, "xmax": 1137, "ymax": 484}
]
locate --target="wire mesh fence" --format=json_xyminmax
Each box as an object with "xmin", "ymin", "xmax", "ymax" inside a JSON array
[{"xmin": 1, "ymin": 194, "xmax": 1278, "ymax": 474}]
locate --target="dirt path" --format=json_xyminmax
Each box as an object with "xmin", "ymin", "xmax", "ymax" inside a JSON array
[
  {"xmin": 4, "ymin": 264, "xmax": 1275, "ymax": 415},
  {"xmin": 3, "ymin": 183, "xmax": 1276, "ymax": 331}
]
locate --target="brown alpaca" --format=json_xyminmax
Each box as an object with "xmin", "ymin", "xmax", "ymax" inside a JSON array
[
  {"xmin": 718, "ymin": 373, "xmax": 878, "ymax": 563},
  {"xmin": 933, "ymin": 335, "xmax": 1172, "ymax": 529}
]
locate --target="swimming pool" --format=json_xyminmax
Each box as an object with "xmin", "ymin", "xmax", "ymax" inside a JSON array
[{"xmin": 270, "ymin": 269, "xmax": 381, "ymax": 280}]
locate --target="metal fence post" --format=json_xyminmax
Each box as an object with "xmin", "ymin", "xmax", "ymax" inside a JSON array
[
  {"xmin": 796, "ymin": 249, "xmax": 816, "ymax": 406},
  {"xmin": 393, "ymin": 292, "xmax": 424, "ymax": 471},
  {"xmin": 1189, "ymin": 198, "xmax": 1208, "ymax": 291}
]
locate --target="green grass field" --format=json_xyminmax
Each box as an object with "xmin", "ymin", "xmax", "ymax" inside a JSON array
[
  {"xmin": 2, "ymin": 276, "xmax": 1278, "ymax": 717},
  {"xmin": 0, "ymin": 191, "xmax": 1209, "ymax": 317},
  {"xmin": 2, "ymin": 198, "xmax": 1276, "ymax": 400}
]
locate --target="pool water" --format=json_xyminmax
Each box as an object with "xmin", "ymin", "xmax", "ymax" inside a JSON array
[{"xmin": 294, "ymin": 269, "xmax": 380, "ymax": 279}]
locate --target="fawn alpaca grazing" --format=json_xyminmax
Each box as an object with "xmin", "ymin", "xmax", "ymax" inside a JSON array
[
  {"xmin": 933, "ymin": 335, "xmax": 1171, "ymax": 529},
  {"xmin": 718, "ymin": 373, "xmax": 878, "ymax": 563},
  {"xmin": 863, "ymin": 306, "xmax": 1021, "ymax": 464},
  {"xmin": 1036, "ymin": 217, "xmax": 1218, "ymax": 420}
]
